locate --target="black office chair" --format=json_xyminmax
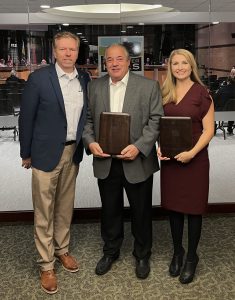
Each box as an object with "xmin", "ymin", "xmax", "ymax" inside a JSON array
[
  {"xmin": 213, "ymin": 91, "xmax": 226, "ymax": 139},
  {"xmin": 223, "ymin": 98, "xmax": 235, "ymax": 111},
  {"xmin": 0, "ymin": 97, "xmax": 18, "ymax": 141},
  {"xmin": 209, "ymin": 74, "xmax": 217, "ymax": 81},
  {"xmin": 216, "ymin": 98, "xmax": 235, "ymax": 139},
  {"xmin": 7, "ymin": 92, "xmax": 22, "ymax": 116},
  {"xmin": 209, "ymin": 81, "xmax": 220, "ymax": 93}
]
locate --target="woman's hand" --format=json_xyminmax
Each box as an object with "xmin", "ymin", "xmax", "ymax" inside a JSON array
[
  {"xmin": 174, "ymin": 151, "xmax": 194, "ymax": 163},
  {"xmin": 157, "ymin": 147, "xmax": 170, "ymax": 160}
]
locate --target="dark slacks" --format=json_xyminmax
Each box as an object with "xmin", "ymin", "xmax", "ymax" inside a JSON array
[{"xmin": 98, "ymin": 159, "xmax": 153, "ymax": 260}]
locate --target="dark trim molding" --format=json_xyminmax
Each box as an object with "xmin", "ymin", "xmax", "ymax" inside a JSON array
[
  {"xmin": 198, "ymin": 67, "xmax": 230, "ymax": 73},
  {"xmin": 196, "ymin": 44, "xmax": 235, "ymax": 50},
  {"xmin": 1, "ymin": 203, "xmax": 235, "ymax": 223},
  {"xmin": 196, "ymin": 24, "xmax": 215, "ymax": 31}
]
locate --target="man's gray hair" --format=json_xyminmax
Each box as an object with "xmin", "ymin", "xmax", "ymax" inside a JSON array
[{"xmin": 104, "ymin": 43, "xmax": 130, "ymax": 60}]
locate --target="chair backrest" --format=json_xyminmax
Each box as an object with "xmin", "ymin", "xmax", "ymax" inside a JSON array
[
  {"xmin": 0, "ymin": 98, "xmax": 13, "ymax": 116},
  {"xmin": 209, "ymin": 74, "xmax": 217, "ymax": 81},
  {"xmin": 0, "ymin": 88, "xmax": 11, "ymax": 98},
  {"xmin": 7, "ymin": 92, "xmax": 22, "ymax": 108},
  {"xmin": 209, "ymin": 81, "xmax": 220, "ymax": 93},
  {"xmin": 223, "ymin": 98, "xmax": 235, "ymax": 111}
]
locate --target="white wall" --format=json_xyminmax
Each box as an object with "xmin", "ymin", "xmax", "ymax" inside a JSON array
[{"xmin": 0, "ymin": 132, "xmax": 234, "ymax": 212}]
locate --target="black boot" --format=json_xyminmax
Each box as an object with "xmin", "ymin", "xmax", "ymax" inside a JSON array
[
  {"xmin": 179, "ymin": 254, "xmax": 199, "ymax": 284},
  {"xmin": 169, "ymin": 248, "xmax": 185, "ymax": 277}
]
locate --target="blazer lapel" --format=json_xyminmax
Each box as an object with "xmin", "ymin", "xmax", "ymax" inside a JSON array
[
  {"xmin": 77, "ymin": 70, "xmax": 86, "ymax": 94},
  {"xmin": 122, "ymin": 72, "xmax": 136, "ymax": 113},
  {"xmin": 101, "ymin": 75, "xmax": 110, "ymax": 111},
  {"xmin": 49, "ymin": 65, "xmax": 66, "ymax": 116}
]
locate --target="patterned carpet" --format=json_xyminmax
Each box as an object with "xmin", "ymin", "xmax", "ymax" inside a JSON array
[{"xmin": 0, "ymin": 215, "xmax": 234, "ymax": 300}]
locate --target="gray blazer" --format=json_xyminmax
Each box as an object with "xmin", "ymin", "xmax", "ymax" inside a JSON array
[{"xmin": 82, "ymin": 71, "xmax": 164, "ymax": 184}]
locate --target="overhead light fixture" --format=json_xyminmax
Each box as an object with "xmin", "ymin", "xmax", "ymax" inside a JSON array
[
  {"xmin": 212, "ymin": 21, "xmax": 220, "ymax": 25},
  {"xmin": 76, "ymin": 32, "xmax": 83, "ymax": 35},
  {"xmin": 62, "ymin": 23, "xmax": 69, "ymax": 26},
  {"xmin": 40, "ymin": 5, "xmax": 50, "ymax": 9},
  {"xmin": 54, "ymin": 3, "xmax": 163, "ymax": 14},
  {"xmin": 51, "ymin": 4, "xmax": 164, "ymax": 14},
  {"xmin": 42, "ymin": 3, "xmax": 176, "ymax": 24}
]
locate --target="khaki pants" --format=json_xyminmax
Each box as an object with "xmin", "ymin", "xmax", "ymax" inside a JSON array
[{"xmin": 32, "ymin": 144, "xmax": 79, "ymax": 271}]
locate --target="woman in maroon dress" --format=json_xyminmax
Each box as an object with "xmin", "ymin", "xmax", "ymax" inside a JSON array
[{"xmin": 158, "ymin": 49, "xmax": 214, "ymax": 284}]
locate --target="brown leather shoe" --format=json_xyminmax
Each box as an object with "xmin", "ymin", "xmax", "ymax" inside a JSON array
[
  {"xmin": 56, "ymin": 252, "xmax": 79, "ymax": 273},
  {"xmin": 40, "ymin": 269, "xmax": 58, "ymax": 294}
]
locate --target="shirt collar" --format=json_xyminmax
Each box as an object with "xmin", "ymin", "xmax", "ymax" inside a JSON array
[
  {"xmin": 55, "ymin": 62, "xmax": 78, "ymax": 80},
  {"xmin": 109, "ymin": 71, "xmax": 129, "ymax": 86}
]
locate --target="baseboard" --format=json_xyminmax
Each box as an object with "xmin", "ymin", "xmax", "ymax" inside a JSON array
[{"xmin": 0, "ymin": 203, "xmax": 235, "ymax": 223}]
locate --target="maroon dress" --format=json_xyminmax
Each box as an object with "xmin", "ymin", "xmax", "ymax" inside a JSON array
[{"xmin": 160, "ymin": 83, "xmax": 212, "ymax": 214}]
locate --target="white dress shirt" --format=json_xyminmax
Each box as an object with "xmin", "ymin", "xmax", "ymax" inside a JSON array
[
  {"xmin": 109, "ymin": 71, "xmax": 129, "ymax": 112},
  {"xmin": 55, "ymin": 63, "xmax": 83, "ymax": 141}
]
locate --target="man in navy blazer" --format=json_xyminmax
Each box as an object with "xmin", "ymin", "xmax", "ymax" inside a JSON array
[{"xmin": 19, "ymin": 32, "xmax": 90, "ymax": 294}]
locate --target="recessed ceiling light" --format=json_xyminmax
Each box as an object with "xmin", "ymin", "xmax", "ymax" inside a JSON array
[
  {"xmin": 53, "ymin": 4, "xmax": 163, "ymax": 14},
  {"xmin": 40, "ymin": 5, "xmax": 50, "ymax": 9}
]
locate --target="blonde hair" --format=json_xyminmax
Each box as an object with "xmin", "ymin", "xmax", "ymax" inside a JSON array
[
  {"xmin": 52, "ymin": 31, "xmax": 80, "ymax": 49},
  {"xmin": 161, "ymin": 49, "xmax": 204, "ymax": 105}
]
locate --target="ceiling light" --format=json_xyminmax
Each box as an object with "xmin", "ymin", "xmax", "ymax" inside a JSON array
[
  {"xmin": 212, "ymin": 21, "xmax": 220, "ymax": 25},
  {"xmin": 53, "ymin": 4, "xmax": 163, "ymax": 14},
  {"xmin": 76, "ymin": 32, "xmax": 83, "ymax": 35},
  {"xmin": 40, "ymin": 5, "xmax": 50, "ymax": 9},
  {"xmin": 62, "ymin": 23, "xmax": 69, "ymax": 26}
]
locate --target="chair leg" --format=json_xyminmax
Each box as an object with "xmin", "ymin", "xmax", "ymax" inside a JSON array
[
  {"xmin": 217, "ymin": 121, "xmax": 226, "ymax": 139},
  {"xmin": 13, "ymin": 126, "xmax": 17, "ymax": 141},
  {"xmin": 223, "ymin": 127, "xmax": 226, "ymax": 140}
]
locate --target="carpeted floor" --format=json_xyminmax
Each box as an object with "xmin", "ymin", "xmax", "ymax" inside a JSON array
[{"xmin": 0, "ymin": 215, "xmax": 234, "ymax": 300}]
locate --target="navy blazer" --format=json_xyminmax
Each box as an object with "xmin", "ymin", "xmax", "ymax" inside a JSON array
[{"xmin": 19, "ymin": 64, "xmax": 90, "ymax": 172}]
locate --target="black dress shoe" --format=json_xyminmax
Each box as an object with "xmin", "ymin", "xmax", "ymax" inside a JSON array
[
  {"xmin": 179, "ymin": 255, "xmax": 199, "ymax": 284},
  {"xmin": 136, "ymin": 258, "xmax": 150, "ymax": 279},
  {"xmin": 95, "ymin": 255, "xmax": 119, "ymax": 275},
  {"xmin": 169, "ymin": 248, "xmax": 185, "ymax": 277}
]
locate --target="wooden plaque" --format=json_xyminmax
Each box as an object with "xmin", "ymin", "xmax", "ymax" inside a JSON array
[
  {"xmin": 160, "ymin": 116, "xmax": 192, "ymax": 158},
  {"xmin": 99, "ymin": 112, "xmax": 130, "ymax": 155}
]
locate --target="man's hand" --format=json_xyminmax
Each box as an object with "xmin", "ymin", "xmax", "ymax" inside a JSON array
[
  {"xmin": 22, "ymin": 158, "xmax": 32, "ymax": 169},
  {"xmin": 89, "ymin": 142, "xmax": 111, "ymax": 158},
  {"xmin": 116, "ymin": 144, "xmax": 139, "ymax": 160}
]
